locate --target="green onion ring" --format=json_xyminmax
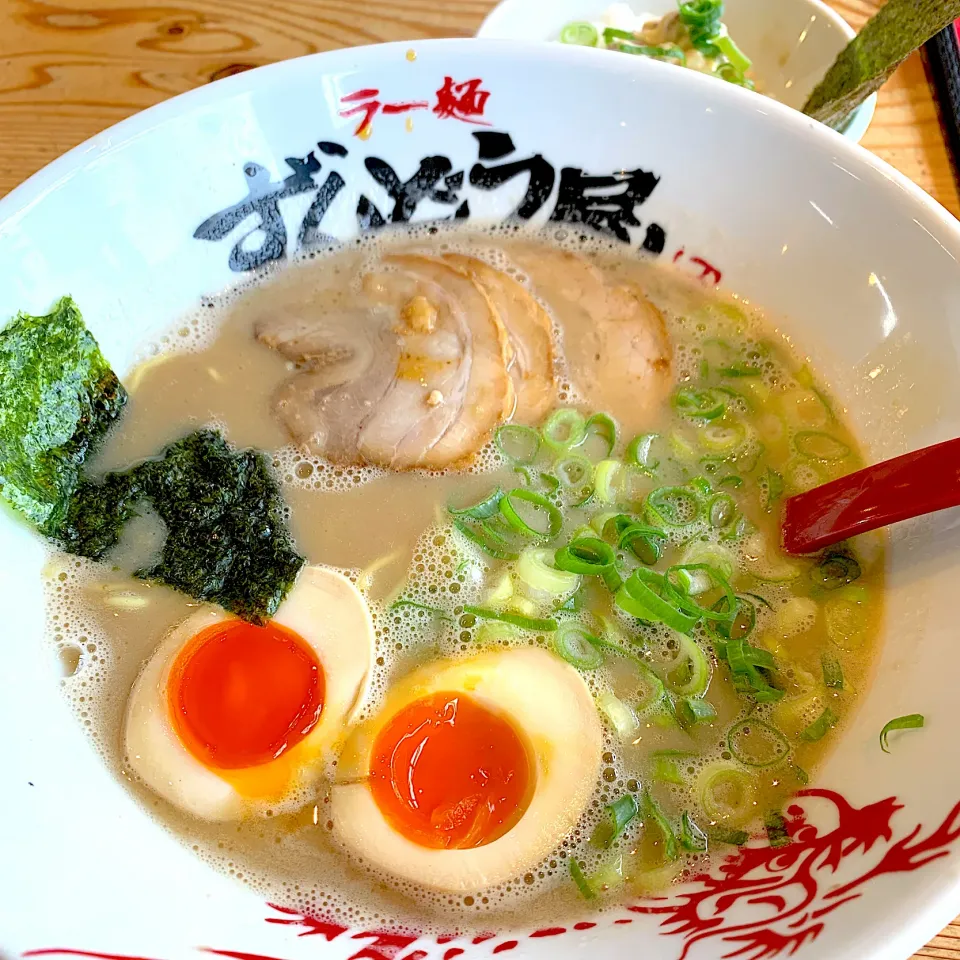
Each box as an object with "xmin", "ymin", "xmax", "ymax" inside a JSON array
[
  {"xmin": 726, "ymin": 718, "xmax": 791, "ymax": 768},
  {"xmin": 617, "ymin": 524, "xmax": 665, "ymax": 565},
  {"xmin": 496, "ymin": 424, "xmax": 540, "ymax": 464},
  {"xmin": 453, "ymin": 518, "xmax": 519, "ymax": 561},
  {"xmin": 646, "ymin": 486, "xmax": 702, "ymax": 527},
  {"xmin": 448, "ymin": 487, "xmax": 503, "ymax": 520},
  {"xmin": 553, "ymin": 621, "xmax": 603, "ymax": 669},
  {"xmin": 542, "ymin": 408, "xmax": 587, "ymax": 453},
  {"xmin": 561, "ymin": 21, "xmax": 600, "ymax": 46},
  {"xmin": 664, "ymin": 564, "xmax": 736, "ymax": 621},
  {"xmin": 554, "ymin": 452, "xmax": 593, "ymax": 488},
  {"xmin": 585, "ymin": 412, "xmax": 618, "ymax": 459},
  {"xmin": 554, "ymin": 537, "xmax": 616, "ymax": 573},
  {"xmin": 615, "ymin": 569, "xmax": 700, "ymax": 634},
  {"xmin": 626, "ymin": 432, "xmax": 660, "ymax": 471},
  {"xmin": 499, "ymin": 488, "xmax": 563, "ymax": 539},
  {"xmin": 680, "ymin": 811, "xmax": 708, "ymax": 852},
  {"xmin": 793, "ymin": 430, "xmax": 852, "ymax": 462}
]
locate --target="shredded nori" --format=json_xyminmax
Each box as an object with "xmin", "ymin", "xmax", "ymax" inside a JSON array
[
  {"xmin": 803, "ymin": 0, "xmax": 960, "ymax": 129},
  {"xmin": 0, "ymin": 297, "xmax": 127, "ymax": 536},
  {"xmin": 59, "ymin": 431, "xmax": 305, "ymax": 624}
]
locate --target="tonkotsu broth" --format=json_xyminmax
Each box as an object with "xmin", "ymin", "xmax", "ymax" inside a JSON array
[{"xmin": 43, "ymin": 226, "xmax": 883, "ymax": 930}]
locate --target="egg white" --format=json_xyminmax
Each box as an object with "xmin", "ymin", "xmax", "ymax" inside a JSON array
[
  {"xmin": 330, "ymin": 647, "xmax": 602, "ymax": 892},
  {"xmin": 124, "ymin": 565, "xmax": 374, "ymax": 821}
]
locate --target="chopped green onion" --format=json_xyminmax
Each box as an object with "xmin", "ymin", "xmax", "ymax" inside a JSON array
[
  {"xmin": 698, "ymin": 421, "xmax": 746, "ymax": 455},
  {"xmin": 800, "ymin": 707, "xmax": 838, "ymax": 742},
  {"xmin": 496, "ymin": 424, "xmax": 540, "ymax": 464},
  {"xmin": 516, "ymin": 546, "xmax": 581, "ymax": 597},
  {"xmin": 664, "ymin": 634, "xmax": 712, "ymax": 698},
  {"xmin": 697, "ymin": 762, "xmax": 756, "ymax": 826},
  {"xmin": 598, "ymin": 691, "xmax": 640, "ymax": 739},
  {"xmin": 646, "ymin": 486, "xmax": 702, "ymax": 527},
  {"xmin": 555, "ymin": 536, "xmax": 616, "ymax": 574},
  {"xmin": 821, "ymin": 654, "xmax": 844, "ymax": 690},
  {"xmin": 675, "ymin": 696, "xmax": 717, "ymax": 727},
  {"xmin": 678, "ymin": 0, "xmax": 722, "ymax": 27},
  {"xmin": 592, "ymin": 793, "xmax": 639, "ymax": 848},
  {"xmin": 764, "ymin": 810, "xmax": 791, "ymax": 848},
  {"xmin": 714, "ymin": 60, "xmax": 752, "ymax": 88},
  {"xmin": 880, "ymin": 714, "xmax": 924, "ymax": 753},
  {"xmin": 499, "ymin": 488, "xmax": 563, "ymax": 539},
  {"xmin": 463, "ymin": 604, "xmax": 557, "ymax": 632},
  {"xmin": 680, "ymin": 811, "xmax": 708, "ymax": 852},
  {"xmin": 592, "ymin": 634, "xmax": 666, "ymax": 709},
  {"xmin": 554, "ymin": 452, "xmax": 593, "ymax": 489},
  {"xmin": 542, "ymin": 408, "xmax": 587, "ymax": 453},
  {"xmin": 453, "ymin": 518, "xmax": 519, "ymax": 561},
  {"xmin": 713, "ymin": 32, "xmax": 752, "ymax": 72},
  {"xmin": 448, "ymin": 487, "xmax": 503, "ymax": 520},
  {"xmin": 718, "ymin": 363, "xmax": 761, "ymax": 378},
  {"xmin": 793, "ymin": 765, "xmax": 810, "ymax": 785},
  {"xmin": 727, "ymin": 718, "xmax": 790, "ymax": 767},
  {"xmin": 389, "ymin": 599, "xmax": 453, "ymax": 621},
  {"xmin": 760, "ymin": 467, "xmax": 784, "ymax": 511},
  {"xmin": 651, "ymin": 751, "xmax": 688, "ymax": 785},
  {"xmin": 673, "ymin": 386, "xmax": 725, "ymax": 421},
  {"xmin": 709, "ymin": 828, "xmax": 749, "ymax": 846},
  {"xmin": 718, "ymin": 474, "xmax": 743, "ymax": 488},
  {"xmin": 554, "ymin": 621, "xmax": 603, "ymax": 669},
  {"xmin": 594, "ymin": 458, "xmax": 622, "ymax": 503},
  {"xmin": 560, "ymin": 20, "xmax": 599, "ymax": 46},
  {"xmin": 640, "ymin": 789, "xmax": 679, "ymax": 862},
  {"xmin": 611, "ymin": 41, "xmax": 686, "ymax": 62},
  {"xmin": 626, "ymin": 433, "xmax": 660, "ymax": 471},
  {"xmin": 664, "ymin": 563, "xmax": 736, "ymax": 621},
  {"xmin": 681, "ymin": 541, "xmax": 736, "ymax": 580},
  {"xmin": 708, "ymin": 493, "xmax": 737, "ymax": 529},
  {"xmin": 617, "ymin": 523, "xmax": 665, "ymax": 566},
  {"xmin": 616, "ymin": 569, "xmax": 700, "ymax": 634},
  {"xmin": 709, "ymin": 594, "xmax": 757, "ymax": 641},
  {"xmin": 793, "ymin": 430, "xmax": 851, "ymax": 462},
  {"xmin": 585, "ymin": 412, "xmax": 618, "ymax": 459},
  {"xmin": 811, "ymin": 552, "xmax": 861, "ymax": 589},
  {"xmin": 601, "ymin": 26, "xmax": 636, "ymax": 43},
  {"xmin": 540, "ymin": 472, "xmax": 561, "ymax": 492},
  {"xmin": 569, "ymin": 857, "xmax": 596, "ymax": 899}
]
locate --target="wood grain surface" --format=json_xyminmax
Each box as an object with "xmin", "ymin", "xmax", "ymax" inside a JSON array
[{"xmin": 0, "ymin": 1, "xmax": 959, "ymax": 957}]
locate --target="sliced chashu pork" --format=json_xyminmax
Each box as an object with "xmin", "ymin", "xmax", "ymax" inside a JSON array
[
  {"xmin": 256, "ymin": 255, "xmax": 512, "ymax": 470},
  {"xmin": 512, "ymin": 247, "xmax": 672, "ymax": 418},
  {"xmin": 358, "ymin": 254, "xmax": 512, "ymax": 468},
  {"xmin": 443, "ymin": 253, "xmax": 556, "ymax": 423},
  {"xmin": 258, "ymin": 307, "xmax": 400, "ymax": 462}
]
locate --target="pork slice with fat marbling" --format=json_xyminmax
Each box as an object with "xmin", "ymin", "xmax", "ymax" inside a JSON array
[
  {"xmin": 511, "ymin": 247, "xmax": 672, "ymax": 423},
  {"xmin": 357, "ymin": 254, "xmax": 512, "ymax": 469},
  {"xmin": 442, "ymin": 253, "xmax": 556, "ymax": 424}
]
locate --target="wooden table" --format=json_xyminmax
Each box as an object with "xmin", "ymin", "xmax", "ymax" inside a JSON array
[{"xmin": 0, "ymin": 0, "xmax": 959, "ymax": 957}]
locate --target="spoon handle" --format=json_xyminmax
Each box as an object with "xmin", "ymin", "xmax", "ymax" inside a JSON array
[{"xmin": 781, "ymin": 437, "xmax": 960, "ymax": 555}]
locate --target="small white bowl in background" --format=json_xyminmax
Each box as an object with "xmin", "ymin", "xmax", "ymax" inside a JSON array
[{"xmin": 477, "ymin": 0, "xmax": 877, "ymax": 142}]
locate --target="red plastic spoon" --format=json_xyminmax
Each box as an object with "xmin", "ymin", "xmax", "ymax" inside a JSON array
[{"xmin": 781, "ymin": 437, "xmax": 960, "ymax": 555}]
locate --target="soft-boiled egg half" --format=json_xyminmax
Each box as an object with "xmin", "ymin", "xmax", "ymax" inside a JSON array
[
  {"xmin": 125, "ymin": 565, "xmax": 374, "ymax": 821},
  {"xmin": 330, "ymin": 647, "xmax": 602, "ymax": 892}
]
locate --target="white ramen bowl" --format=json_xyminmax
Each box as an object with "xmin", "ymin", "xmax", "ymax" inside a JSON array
[
  {"xmin": 1, "ymin": 37, "xmax": 959, "ymax": 960},
  {"xmin": 477, "ymin": 0, "xmax": 877, "ymax": 142}
]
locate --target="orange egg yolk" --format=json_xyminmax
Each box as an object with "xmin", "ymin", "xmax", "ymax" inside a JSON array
[
  {"xmin": 168, "ymin": 619, "xmax": 324, "ymax": 770},
  {"xmin": 369, "ymin": 691, "xmax": 532, "ymax": 850}
]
